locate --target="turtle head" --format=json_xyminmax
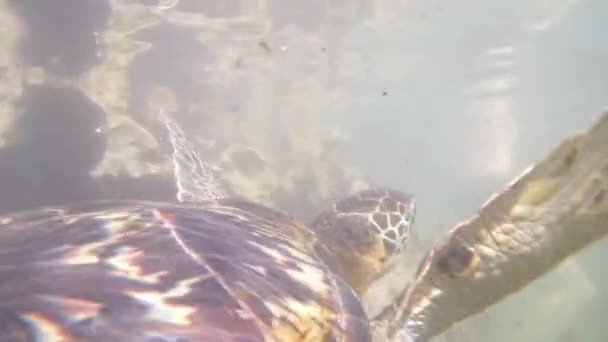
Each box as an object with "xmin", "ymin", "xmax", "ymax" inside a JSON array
[{"xmin": 310, "ymin": 188, "xmax": 416, "ymax": 295}]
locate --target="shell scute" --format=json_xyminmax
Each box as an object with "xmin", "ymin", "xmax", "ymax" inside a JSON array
[{"xmin": 0, "ymin": 199, "xmax": 370, "ymax": 341}]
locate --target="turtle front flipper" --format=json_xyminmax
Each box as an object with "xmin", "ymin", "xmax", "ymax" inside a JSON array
[
  {"xmin": 158, "ymin": 109, "xmax": 226, "ymax": 202},
  {"xmin": 392, "ymin": 112, "xmax": 608, "ymax": 341}
]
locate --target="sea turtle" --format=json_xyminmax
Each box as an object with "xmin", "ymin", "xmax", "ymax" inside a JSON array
[
  {"xmin": 0, "ymin": 110, "xmax": 415, "ymax": 342},
  {"xmin": 0, "ymin": 111, "xmax": 607, "ymax": 342}
]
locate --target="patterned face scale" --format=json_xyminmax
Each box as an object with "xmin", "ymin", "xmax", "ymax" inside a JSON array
[
  {"xmin": 308, "ymin": 188, "xmax": 416, "ymax": 297},
  {"xmin": 334, "ymin": 188, "xmax": 416, "ymax": 257}
]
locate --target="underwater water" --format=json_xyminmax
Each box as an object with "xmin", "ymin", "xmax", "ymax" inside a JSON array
[{"xmin": 0, "ymin": 0, "xmax": 606, "ymax": 341}]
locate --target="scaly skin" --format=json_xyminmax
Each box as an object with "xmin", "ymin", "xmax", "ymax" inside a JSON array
[{"xmin": 391, "ymin": 112, "xmax": 608, "ymax": 341}]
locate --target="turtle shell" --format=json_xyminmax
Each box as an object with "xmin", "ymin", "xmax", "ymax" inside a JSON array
[{"xmin": 0, "ymin": 199, "xmax": 371, "ymax": 341}]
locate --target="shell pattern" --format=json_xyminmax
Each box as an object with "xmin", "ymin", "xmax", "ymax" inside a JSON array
[{"xmin": 0, "ymin": 199, "xmax": 372, "ymax": 341}]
